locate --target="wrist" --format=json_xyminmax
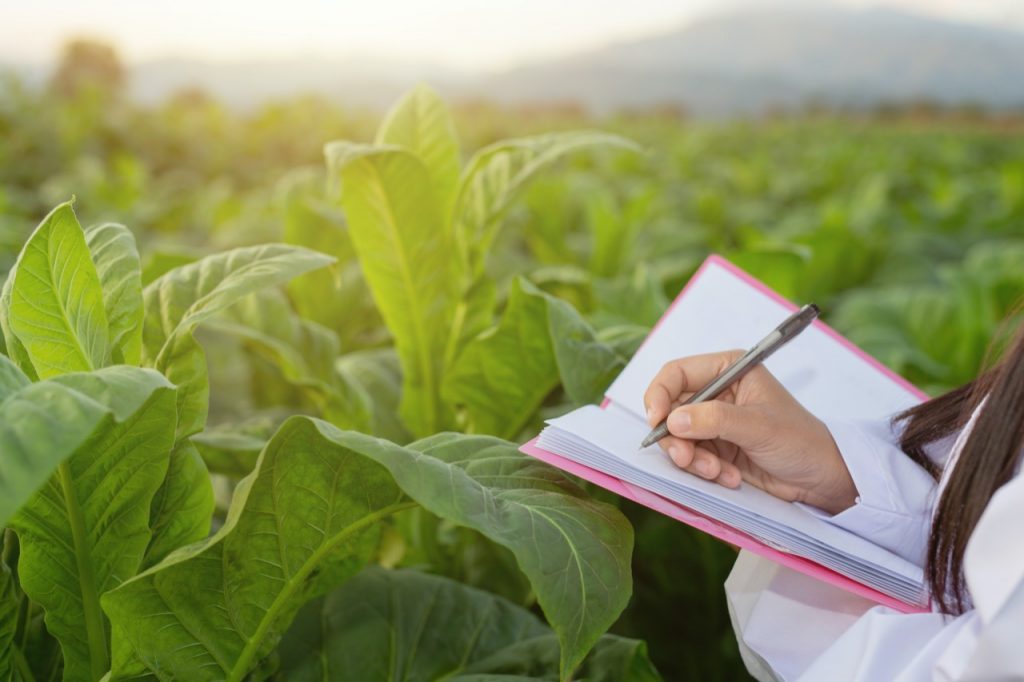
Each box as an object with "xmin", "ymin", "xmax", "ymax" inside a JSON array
[{"xmin": 800, "ymin": 423, "xmax": 859, "ymax": 515}]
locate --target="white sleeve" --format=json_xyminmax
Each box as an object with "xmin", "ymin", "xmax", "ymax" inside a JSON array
[
  {"xmin": 727, "ymin": 469, "xmax": 1024, "ymax": 681},
  {"xmin": 807, "ymin": 417, "xmax": 939, "ymax": 565}
]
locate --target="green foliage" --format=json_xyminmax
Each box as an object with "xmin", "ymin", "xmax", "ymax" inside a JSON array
[
  {"xmin": 325, "ymin": 142, "xmax": 458, "ymax": 436},
  {"xmin": 277, "ymin": 567, "xmax": 659, "ymax": 682},
  {"xmin": 1, "ymin": 202, "xmax": 110, "ymax": 379},
  {"xmin": 0, "ymin": 561, "xmax": 15, "ymax": 680},
  {"xmin": 84, "ymin": 222, "xmax": 144, "ymax": 365},
  {"xmin": 10, "ymin": 367, "xmax": 175, "ymax": 681},
  {"xmin": 443, "ymin": 278, "xmax": 625, "ymax": 438},
  {"xmin": 104, "ymin": 417, "xmax": 633, "ymax": 681},
  {"xmin": 4, "ymin": 78, "xmax": 1024, "ymax": 682},
  {"xmin": 103, "ymin": 417, "xmax": 408, "ymax": 681},
  {"xmin": 325, "ymin": 87, "xmax": 638, "ymax": 439},
  {"xmin": 141, "ymin": 243, "xmax": 335, "ymax": 438}
]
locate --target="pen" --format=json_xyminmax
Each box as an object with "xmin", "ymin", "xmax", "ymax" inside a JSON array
[{"xmin": 639, "ymin": 303, "xmax": 820, "ymax": 449}]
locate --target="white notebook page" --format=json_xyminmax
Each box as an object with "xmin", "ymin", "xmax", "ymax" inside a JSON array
[{"xmin": 606, "ymin": 261, "xmax": 921, "ymax": 422}]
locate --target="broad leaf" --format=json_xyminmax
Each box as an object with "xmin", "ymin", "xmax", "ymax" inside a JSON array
[
  {"xmin": 277, "ymin": 568, "xmax": 659, "ymax": 682},
  {"xmin": 375, "ymin": 84, "xmax": 461, "ymax": 204},
  {"xmin": 86, "ymin": 222, "xmax": 144, "ymax": 365},
  {"xmin": 0, "ymin": 562, "xmax": 16, "ymax": 681},
  {"xmin": 396, "ymin": 432, "xmax": 633, "ymax": 678},
  {"xmin": 192, "ymin": 429, "xmax": 266, "ymax": 478},
  {"xmin": 0, "ymin": 353, "xmax": 29, "ymax": 401},
  {"xmin": 325, "ymin": 144, "xmax": 457, "ymax": 437},
  {"xmin": 103, "ymin": 417, "xmax": 406, "ymax": 681},
  {"xmin": 10, "ymin": 366, "xmax": 176, "ymax": 681},
  {"xmin": 444, "ymin": 278, "xmax": 625, "ymax": 437},
  {"xmin": 1, "ymin": 202, "xmax": 110, "ymax": 378},
  {"xmin": 142, "ymin": 244, "xmax": 334, "ymax": 439},
  {"xmin": 0, "ymin": 380, "xmax": 110, "ymax": 528},
  {"xmin": 276, "ymin": 566, "xmax": 548, "ymax": 681},
  {"xmin": 442, "ymin": 278, "xmax": 559, "ymax": 439},
  {"xmin": 453, "ymin": 132, "xmax": 640, "ymax": 275},
  {"xmin": 211, "ymin": 289, "xmax": 341, "ymax": 401},
  {"xmin": 105, "ymin": 420, "xmax": 632, "ymax": 680},
  {"xmin": 143, "ymin": 440, "xmax": 214, "ymax": 568},
  {"xmin": 458, "ymin": 635, "xmax": 662, "ymax": 682},
  {"xmin": 278, "ymin": 168, "xmax": 382, "ymax": 347},
  {"xmin": 331, "ymin": 348, "xmax": 409, "ymax": 443}
]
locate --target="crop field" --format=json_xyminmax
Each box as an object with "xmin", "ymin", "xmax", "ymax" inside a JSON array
[{"xmin": 1, "ymin": 71, "xmax": 1023, "ymax": 681}]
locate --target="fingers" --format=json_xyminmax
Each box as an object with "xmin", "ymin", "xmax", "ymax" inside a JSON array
[
  {"xmin": 644, "ymin": 350, "xmax": 745, "ymax": 426},
  {"xmin": 659, "ymin": 437, "xmax": 742, "ymax": 489},
  {"xmin": 666, "ymin": 400, "xmax": 771, "ymax": 454}
]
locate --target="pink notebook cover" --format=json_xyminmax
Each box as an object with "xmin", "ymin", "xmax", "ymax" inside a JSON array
[{"xmin": 520, "ymin": 254, "xmax": 930, "ymax": 614}]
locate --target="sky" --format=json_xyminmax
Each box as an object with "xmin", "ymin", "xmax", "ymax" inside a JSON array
[{"xmin": 2, "ymin": 0, "xmax": 1023, "ymax": 71}]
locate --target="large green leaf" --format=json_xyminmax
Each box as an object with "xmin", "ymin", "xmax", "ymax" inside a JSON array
[
  {"xmin": 444, "ymin": 278, "xmax": 625, "ymax": 438},
  {"xmin": 457, "ymin": 634, "xmax": 662, "ymax": 682},
  {"xmin": 0, "ymin": 354, "xmax": 29, "ymax": 401},
  {"xmin": 210, "ymin": 289, "xmax": 341, "ymax": 402},
  {"xmin": 103, "ymin": 417, "xmax": 407, "ymax": 681},
  {"xmin": 143, "ymin": 440, "xmax": 214, "ymax": 569},
  {"xmin": 395, "ymin": 432, "xmax": 633, "ymax": 678},
  {"xmin": 452, "ymin": 132, "xmax": 640, "ymax": 275},
  {"xmin": 277, "ymin": 567, "xmax": 659, "ymax": 682},
  {"xmin": 142, "ymin": 244, "xmax": 334, "ymax": 439},
  {"xmin": 0, "ymin": 202, "xmax": 110, "ymax": 379},
  {"xmin": 278, "ymin": 168, "xmax": 383, "ymax": 347},
  {"xmin": 275, "ymin": 566, "xmax": 546, "ymax": 681},
  {"xmin": 325, "ymin": 144, "xmax": 457, "ymax": 437},
  {"xmin": 10, "ymin": 366, "xmax": 176, "ymax": 681},
  {"xmin": 331, "ymin": 348, "xmax": 410, "ymax": 443},
  {"xmin": 0, "ymin": 380, "xmax": 110, "ymax": 528},
  {"xmin": 442, "ymin": 278, "xmax": 559, "ymax": 439},
  {"xmin": 0, "ymin": 562, "xmax": 16, "ymax": 681},
  {"xmin": 105, "ymin": 419, "xmax": 632, "ymax": 680},
  {"xmin": 85, "ymin": 222, "xmax": 144, "ymax": 365},
  {"xmin": 375, "ymin": 84, "xmax": 461, "ymax": 204}
]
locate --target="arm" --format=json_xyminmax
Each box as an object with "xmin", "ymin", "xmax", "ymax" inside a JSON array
[{"xmin": 729, "ymin": 472, "xmax": 1024, "ymax": 681}]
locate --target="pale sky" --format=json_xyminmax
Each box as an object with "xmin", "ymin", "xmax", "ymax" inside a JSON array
[{"xmin": 2, "ymin": 0, "xmax": 1022, "ymax": 71}]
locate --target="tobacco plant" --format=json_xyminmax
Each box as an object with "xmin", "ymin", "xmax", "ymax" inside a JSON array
[{"xmin": 0, "ymin": 201, "xmax": 651, "ymax": 679}]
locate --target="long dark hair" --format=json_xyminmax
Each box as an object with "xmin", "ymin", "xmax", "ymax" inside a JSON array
[{"xmin": 897, "ymin": 318, "xmax": 1024, "ymax": 614}]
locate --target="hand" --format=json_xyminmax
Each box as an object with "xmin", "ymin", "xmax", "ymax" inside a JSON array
[{"xmin": 643, "ymin": 350, "xmax": 858, "ymax": 514}]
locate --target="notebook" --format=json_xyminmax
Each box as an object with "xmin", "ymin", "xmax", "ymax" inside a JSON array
[{"xmin": 520, "ymin": 255, "xmax": 930, "ymax": 612}]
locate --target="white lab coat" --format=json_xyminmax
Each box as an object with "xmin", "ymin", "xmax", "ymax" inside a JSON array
[{"xmin": 725, "ymin": 403, "xmax": 1024, "ymax": 681}]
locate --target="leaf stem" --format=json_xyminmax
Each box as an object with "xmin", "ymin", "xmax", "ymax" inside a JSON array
[
  {"xmin": 227, "ymin": 499, "xmax": 419, "ymax": 682},
  {"xmin": 57, "ymin": 462, "xmax": 109, "ymax": 679}
]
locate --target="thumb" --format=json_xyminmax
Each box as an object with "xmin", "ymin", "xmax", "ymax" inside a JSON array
[{"xmin": 665, "ymin": 401, "xmax": 772, "ymax": 452}]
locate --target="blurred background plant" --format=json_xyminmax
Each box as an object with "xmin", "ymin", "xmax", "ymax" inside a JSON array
[{"xmin": 2, "ymin": 2, "xmax": 1024, "ymax": 678}]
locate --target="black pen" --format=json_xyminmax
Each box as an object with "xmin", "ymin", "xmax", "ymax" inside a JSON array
[{"xmin": 639, "ymin": 303, "xmax": 821, "ymax": 449}]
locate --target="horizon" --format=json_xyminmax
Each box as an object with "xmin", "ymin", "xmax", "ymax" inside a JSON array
[{"xmin": 3, "ymin": 0, "xmax": 1024, "ymax": 73}]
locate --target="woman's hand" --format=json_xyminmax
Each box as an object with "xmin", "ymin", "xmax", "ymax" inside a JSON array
[{"xmin": 644, "ymin": 350, "xmax": 858, "ymax": 514}]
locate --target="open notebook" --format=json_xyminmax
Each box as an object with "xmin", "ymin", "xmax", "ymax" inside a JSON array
[{"xmin": 521, "ymin": 255, "xmax": 930, "ymax": 612}]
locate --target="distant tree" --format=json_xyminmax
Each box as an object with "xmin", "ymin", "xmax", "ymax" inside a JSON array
[{"xmin": 49, "ymin": 38, "xmax": 126, "ymax": 100}]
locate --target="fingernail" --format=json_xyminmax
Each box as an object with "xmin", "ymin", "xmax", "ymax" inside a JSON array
[
  {"xmin": 697, "ymin": 459, "xmax": 711, "ymax": 476},
  {"xmin": 668, "ymin": 411, "xmax": 691, "ymax": 434},
  {"xmin": 645, "ymin": 405, "xmax": 652, "ymax": 423},
  {"xmin": 668, "ymin": 445, "xmax": 681, "ymax": 463}
]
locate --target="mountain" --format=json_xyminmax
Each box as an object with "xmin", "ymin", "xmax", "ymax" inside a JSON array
[
  {"xmin": 5, "ymin": 6, "xmax": 1024, "ymax": 117},
  {"xmin": 482, "ymin": 6, "xmax": 1024, "ymax": 116}
]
